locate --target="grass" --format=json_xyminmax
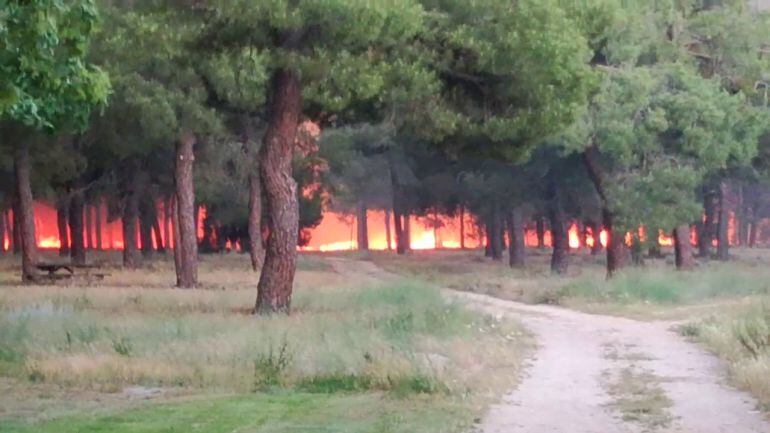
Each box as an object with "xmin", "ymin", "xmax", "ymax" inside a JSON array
[
  {"xmin": 682, "ymin": 304, "xmax": 770, "ymax": 411},
  {"xmin": 0, "ymin": 252, "xmax": 530, "ymax": 432},
  {"xmin": 602, "ymin": 366, "xmax": 673, "ymax": 431}
]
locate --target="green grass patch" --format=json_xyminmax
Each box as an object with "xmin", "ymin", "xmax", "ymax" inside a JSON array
[{"xmin": 0, "ymin": 392, "xmax": 473, "ymax": 433}]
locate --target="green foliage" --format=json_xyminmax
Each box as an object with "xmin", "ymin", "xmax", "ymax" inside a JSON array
[{"xmin": 0, "ymin": 0, "xmax": 110, "ymax": 132}]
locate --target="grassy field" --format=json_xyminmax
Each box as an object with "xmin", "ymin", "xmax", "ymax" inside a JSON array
[
  {"xmin": 0, "ymin": 252, "xmax": 530, "ymax": 432},
  {"xmin": 372, "ymin": 247, "xmax": 770, "ymax": 412}
]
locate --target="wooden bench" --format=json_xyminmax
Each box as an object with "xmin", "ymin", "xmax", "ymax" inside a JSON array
[{"xmin": 34, "ymin": 263, "xmax": 110, "ymax": 284}]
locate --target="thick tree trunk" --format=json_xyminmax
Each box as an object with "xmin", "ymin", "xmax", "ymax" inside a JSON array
[
  {"xmin": 673, "ymin": 225, "xmax": 694, "ymax": 270},
  {"xmin": 57, "ymin": 198, "xmax": 70, "ymax": 257},
  {"xmin": 255, "ymin": 69, "xmax": 301, "ymax": 314},
  {"xmin": 14, "ymin": 143, "xmax": 38, "ymax": 281},
  {"xmin": 94, "ymin": 199, "xmax": 103, "ymax": 251},
  {"xmin": 548, "ymin": 181, "xmax": 568, "ymax": 275},
  {"xmin": 356, "ymin": 201, "xmax": 369, "ymax": 251},
  {"xmin": 536, "ymin": 217, "xmax": 545, "ymax": 248},
  {"xmin": 175, "ymin": 133, "xmax": 198, "ymax": 288},
  {"xmin": 172, "ymin": 195, "xmax": 183, "ymax": 283},
  {"xmin": 490, "ymin": 207, "xmax": 504, "ymax": 261},
  {"xmin": 484, "ymin": 222, "xmax": 492, "ymax": 257},
  {"xmin": 248, "ymin": 171, "xmax": 264, "ymax": 271},
  {"xmin": 69, "ymin": 191, "xmax": 86, "ymax": 266},
  {"xmin": 507, "ymin": 207, "xmax": 526, "ymax": 268},
  {"xmin": 589, "ymin": 221, "xmax": 603, "ymax": 255},
  {"xmin": 394, "ymin": 207, "xmax": 405, "ymax": 254},
  {"xmin": 384, "ymin": 208, "xmax": 392, "ymax": 251},
  {"xmin": 85, "ymin": 202, "xmax": 93, "ymax": 250},
  {"xmin": 122, "ymin": 178, "xmax": 141, "ymax": 269}
]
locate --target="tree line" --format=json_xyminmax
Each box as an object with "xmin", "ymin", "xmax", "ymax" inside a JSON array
[{"xmin": 1, "ymin": 0, "xmax": 768, "ymax": 313}]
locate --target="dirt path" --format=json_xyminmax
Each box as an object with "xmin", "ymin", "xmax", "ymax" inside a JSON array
[
  {"xmin": 448, "ymin": 291, "xmax": 769, "ymax": 433},
  {"xmin": 326, "ymin": 258, "xmax": 769, "ymax": 432}
]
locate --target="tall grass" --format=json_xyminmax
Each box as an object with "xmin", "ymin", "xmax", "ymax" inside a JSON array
[
  {"xmin": 0, "ymin": 280, "xmax": 525, "ymax": 396},
  {"xmin": 685, "ymin": 303, "xmax": 770, "ymax": 410}
]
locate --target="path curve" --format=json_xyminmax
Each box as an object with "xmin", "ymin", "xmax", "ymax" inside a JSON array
[{"xmin": 447, "ymin": 291, "xmax": 769, "ymax": 433}]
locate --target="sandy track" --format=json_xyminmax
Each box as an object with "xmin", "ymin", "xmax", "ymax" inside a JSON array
[{"xmin": 448, "ymin": 291, "xmax": 769, "ymax": 433}]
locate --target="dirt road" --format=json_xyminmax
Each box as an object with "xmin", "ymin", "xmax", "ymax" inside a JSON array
[{"xmin": 448, "ymin": 291, "xmax": 769, "ymax": 433}]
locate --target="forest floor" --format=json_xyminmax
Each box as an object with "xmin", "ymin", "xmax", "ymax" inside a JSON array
[{"xmin": 1, "ymin": 248, "xmax": 769, "ymax": 432}]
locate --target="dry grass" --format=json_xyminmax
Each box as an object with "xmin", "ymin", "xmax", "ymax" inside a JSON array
[{"xmin": 0, "ymin": 251, "xmax": 531, "ymax": 428}]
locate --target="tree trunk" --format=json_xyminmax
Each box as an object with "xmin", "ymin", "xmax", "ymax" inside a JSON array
[
  {"xmin": 172, "ymin": 195, "xmax": 183, "ymax": 283},
  {"xmin": 152, "ymin": 215, "xmax": 164, "ymax": 253},
  {"xmin": 94, "ymin": 198, "xmax": 103, "ymax": 251},
  {"xmin": 57, "ymin": 198, "xmax": 70, "ymax": 257},
  {"xmin": 122, "ymin": 178, "xmax": 141, "ymax": 269},
  {"xmin": 589, "ymin": 221, "xmax": 602, "ymax": 255},
  {"xmin": 535, "ymin": 217, "xmax": 545, "ymax": 248},
  {"xmin": 175, "ymin": 133, "xmax": 198, "ymax": 288},
  {"xmin": 749, "ymin": 219, "xmax": 758, "ymax": 248},
  {"xmin": 384, "ymin": 208, "xmax": 392, "ymax": 251},
  {"xmin": 673, "ymin": 225, "xmax": 694, "ymax": 270},
  {"xmin": 356, "ymin": 201, "xmax": 369, "ymax": 251},
  {"xmin": 254, "ymin": 69, "xmax": 301, "ymax": 314},
  {"xmin": 163, "ymin": 196, "xmax": 172, "ymax": 252},
  {"xmin": 548, "ymin": 180, "xmax": 568, "ymax": 275},
  {"xmin": 4, "ymin": 210, "xmax": 13, "ymax": 253},
  {"xmin": 459, "ymin": 206, "xmax": 466, "ymax": 250},
  {"xmin": 0, "ymin": 209, "xmax": 4, "ymax": 255},
  {"xmin": 69, "ymin": 191, "xmax": 86, "ymax": 266},
  {"xmin": 394, "ymin": 207, "xmax": 405, "ymax": 254},
  {"xmin": 12, "ymin": 194, "xmax": 21, "ymax": 254},
  {"xmin": 507, "ymin": 207, "xmax": 526, "ymax": 268},
  {"xmin": 403, "ymin": 213, "xmax": 411, "ymax": 252},
  {"xmin": 248, "ymin": 171, "xmax": 264, "ymax": 271},
  {"xmin": 14, "ymin": 143, "xmax": 38, "ymax": 281},
  {"xmin": 490, "ymin": 207, "xmax": 504, "ymax": 261},
  {"xmin": 698, "ymin": 187, "xmax": 718, "ymax": 257},
  {"xmin": 85, "ymin": 202, "xmax": 93, "ymax": 250},
  {"xmin": 716, "ymin": 180, "xmax": 730, "ymax": 261},
  {"xmin": 604, "ymin": 211, "xmax": 628, "ymax": 277},
  {"xmin": 139, "ymin": 197, "xmax": 155, "ymax": 258}
]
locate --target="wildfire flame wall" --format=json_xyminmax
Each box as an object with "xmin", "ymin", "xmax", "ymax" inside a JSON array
[{"xmin": 2, "ymin": 202, "xmax": 742, "ymax": 252}]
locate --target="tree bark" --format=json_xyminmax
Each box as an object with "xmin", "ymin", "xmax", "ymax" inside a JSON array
[
  {"xmin": 536, "ymin": 217, "xmax": 546, "ymax": 248},
  {"xmin": 94, "ymin": 198, "xmax": 103, "ymax": 251},
  {"xmin": 248, "ymin": 171, "xmax": 264, "ymax": 271},
  {"xmin": 459, "ymin": 206, "xmax": 466, "ymax": 250},
  {"xmin": 139, "ymin": 197, "xmax": 155, "ymax": 258},
  {"xmin": 14, "ymin": 143, "xmax": 38, "ymax": 281},
  {"xmin": 0, "ymin": 209, "xmax": 5, "ymax": 255},
  {"xmin": 394, "ymin": 206, "xmax": 405, "ymax": 254},
  {"xmin": 548, "ymin": 179, "xmax": 568, "ymax": 275},
  {"xmin": 588, "ymin": 221, "xmax": 603, "ymax": 255},
  {"xmin": 356, "ymin": 201, "xmax": 369, "ymax": 251},
  {"xmin": 604, "ymin": 211, "xmax": 628, "ymax": 277},
  {"xmin": 698, "ymin": 187, "xmax": 718, "ymax": 257},
  {"xmin": 490, "ymin": 207, "xmax": 504, "ymax": 261},
  {"xmin": 255, "ymin": 69, "xmax": 301, "ymax": 314},
  {"xmin": 152, "ymin": 215, "xmax": 164, "ymax": 252},
  {"xmin": 12, "ymin": 194, "xmax": 21, "ymax": 254},
  {"xmin": 85, "ymin": 202, "xmax": 93, "ymax": 250},
  {"xmin": 384, "ymin": 208, "xmax": 392, "ymax": 251},
  {"xmin": 172, "ymin": 195, "xmax": 183, "ymax": 283},
  {"xmin": 715, "ymin": 180, "xmax": 730, "ymax": 261},
  {"xmin": 403, "ymin": 213, "xmax": 411, "ymax": 252},
  {"xmin": 69, "ymin": 191, "xmax": 86, "ymax": 266},
  {"xmin": 673, "ymin": 225, "xmax": 694, "ymax": 270},
  {"xmin": 57, "ymin": 198, "xmax": 70, "ymax": 257},
  {"xmin": 163, "ymin": 195, "xmax": 172, "ymax": 252},
  {"xmin": 583, "ymin": 145, "xmax": 627, "ymax": 277},
  {"xmin": 175, "ymin": 133, "xmax": 198, "ymax": 288},
  {"xmin": 122, "ymin": 177, "xmax": 141, "ymax": 269},
  {"xmin": 4, "ymin": 210, "xmax": 13, "ymax": 253},
  {"xmin": 507, "ymin": 207, "xmax": 526, "ymax": 268}
]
